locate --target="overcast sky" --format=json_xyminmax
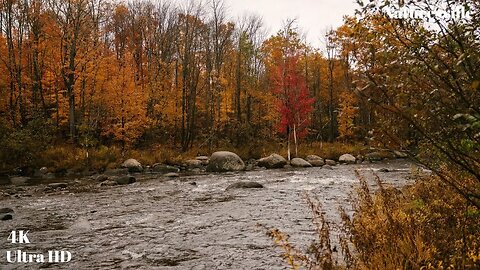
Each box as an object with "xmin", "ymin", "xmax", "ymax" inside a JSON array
[{"xmin": 224, "ymin": 0, "xmax": 358, "ymax": 47}]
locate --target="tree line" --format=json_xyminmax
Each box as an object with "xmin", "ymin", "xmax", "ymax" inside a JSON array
[{"xmin": 0, "ymin": 0, "xmax": 363, "ymax": 159}]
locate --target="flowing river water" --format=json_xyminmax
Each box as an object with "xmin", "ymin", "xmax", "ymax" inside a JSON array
[{"xmin": 0, "ymin": 159, "xmax": 419, "ymax": 269}]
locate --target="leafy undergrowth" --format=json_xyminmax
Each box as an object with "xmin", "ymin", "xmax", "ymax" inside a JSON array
[{"xmin": 262, "ymin": 171, "xmax": 480, "ymax": 269}]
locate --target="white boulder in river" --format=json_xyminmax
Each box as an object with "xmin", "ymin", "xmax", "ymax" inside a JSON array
[
  {"xmin": 339, "ymin": 154, "xmax": 356, "ymax": 164},
  {"xmin": 122, "ymin": 159, "xmax": 143, "ymax": 172},
  {"xmin": 206, "ymin": 151, "xmax": 245, "ymax": 172}
]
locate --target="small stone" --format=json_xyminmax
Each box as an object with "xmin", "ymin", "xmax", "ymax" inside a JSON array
[
  {"xmin": 323, "ymin": 165, "xmax": 333, "ymax": 170},
  {"xmin": 189, "ymin": 182, "xmax": 197, "ymax": 186},
  {"xmin": 164, "ymin": 173, "xmax": 180, "ymax": 178},
  {"xmin": 379, "ymin": 168, "xmax": 390, "ymax": 172},
  {"xmin": 39, "ymin": 167, "xmax": 48, "ymax": 174},
  {"xmin": 325, "ymin": 159, "xmax": 336, "ymax": 166}
]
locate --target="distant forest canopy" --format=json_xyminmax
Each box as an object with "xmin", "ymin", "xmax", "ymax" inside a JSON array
[{"xmin": 0, "ymin": 0, "xmax": 478, "ymax": 165}]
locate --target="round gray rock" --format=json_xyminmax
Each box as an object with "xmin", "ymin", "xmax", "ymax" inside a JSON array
[
  {"xmin": 257, "ymin": 154, "xmax": 287, "ymax": 169},
  {"xmin": 206, "ymin": 151, "xmax": 245, "ymax": 172},
  {"xmin": 339, "ymin": 154, "xmax": 356, "ymax": 164},
  {"xmin": 122, "ymin": 159, "xmax": 143, "ymax": 173},
  {"xmin": 290, "ymin": 158, "xmax": 312, "ymax": 168},
  {"xmin": 325, "ymin": 159, "xmax": 336, "ymax": 166},
  {"xmin": 305, "ymin": 155, "xmax": 325, "ymax": 167}
]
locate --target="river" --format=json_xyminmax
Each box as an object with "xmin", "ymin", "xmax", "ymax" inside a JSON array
[{"xmin": 0, "ymin": 159, "xmax": 418, "ymax": 269}]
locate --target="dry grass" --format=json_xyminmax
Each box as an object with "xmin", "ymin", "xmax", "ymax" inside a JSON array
[
  {"xmin": 299, "ymin": 142, "xmax": 367, "ymax": 160},
  {"xmin": 262, "ymin": 171, "xmax": 480, "ymax": 270}
]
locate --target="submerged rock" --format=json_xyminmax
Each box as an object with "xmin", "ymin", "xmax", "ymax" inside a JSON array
[
  {"xmin": 226, "ymin": 181, "xmax": 264, "ymax": 190},
  {"xmin": 115, "ymin": 176, "xmax": 136, "ymax": 185},
  {"xmin": 257, "ymin": 154, "xmax": 287, "ymax": 169},
  {"xmin": 0, "ymin": 214, "xmax": 13, "ymax": 221},
  {"xmin": 0, "ymin": 208, "xmax": 13, "ymax": 221},
  {"xmin": 152, "ymin": 164, "xmax": 180, "ymax": 174},
  {"xmin": 48, "ymin": 183, "xmax": 68, "ymax": 189},
  {"xmin": 206, "ymin": 151, "xmax": 245, "ymax": 172},
  {"xmin": 95, "ymin": 174, "xmax": 109, "ymax": 182}
]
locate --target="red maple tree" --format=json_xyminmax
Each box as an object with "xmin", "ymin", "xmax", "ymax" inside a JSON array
[{"xmin": 272, "ymin": 55, "xmax": 315, "ymax": 159}]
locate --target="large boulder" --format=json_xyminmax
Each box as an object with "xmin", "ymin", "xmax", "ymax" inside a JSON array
[
  {"xmin": 290, "ymin": 158, "xmax": 312, "ymax": 168},
  {"xmin": 257, "ymin": 154, "xmax": 287, "ymax": 169},
  {"xmin": 339, "ymin": 154, "xmax": 356, "ymax": 164},
  {"xmin": 305, "ymin": 155, "xmax": 325, "ymax": 167},
  {"xmin": 121, "ymin": 159, "xmax": 143, "ymax": 173},
  {"xmin": 206, "ymin": 151, "xmax": 245, "ymax": 172}
]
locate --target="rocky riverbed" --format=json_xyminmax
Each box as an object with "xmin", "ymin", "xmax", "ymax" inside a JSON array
[{"xmin": 0, "ymin": 159, "xmax": 421, "ymax": 269}]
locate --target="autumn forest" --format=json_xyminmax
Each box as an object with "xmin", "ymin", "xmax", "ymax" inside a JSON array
[
  {"xmin": 1, "ymin": 0, "xmax": 479, "ymax": 268},
  {"xmin": 0, "ymin": 0, "xmax": 374, "ymax": 168}
]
